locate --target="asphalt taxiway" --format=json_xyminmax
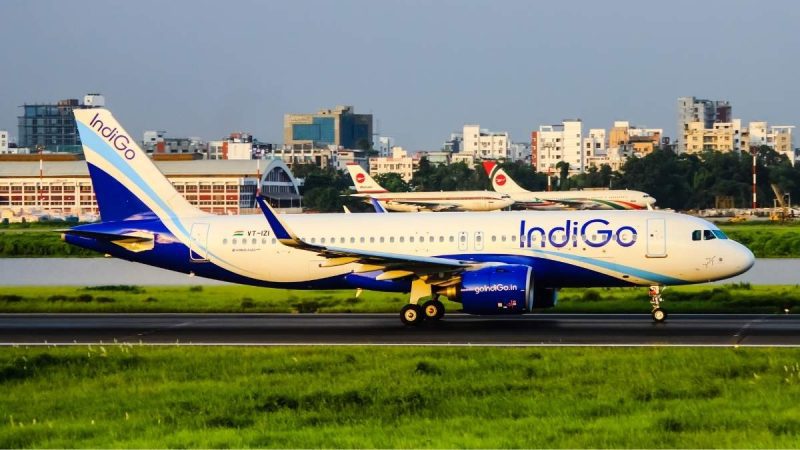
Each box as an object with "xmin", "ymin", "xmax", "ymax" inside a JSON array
[{"xmin": 0, "ymin": 313, "xmax": 799, "ymax": 346}]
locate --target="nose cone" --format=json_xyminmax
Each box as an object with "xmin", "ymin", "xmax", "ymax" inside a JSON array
[
  {"xmin": 733, "ymin": 242, "xmax": 756, "ymax": 275},
  {"xmin": 647, "ymin": 196, "xmax": 657, "ymax": 207}
]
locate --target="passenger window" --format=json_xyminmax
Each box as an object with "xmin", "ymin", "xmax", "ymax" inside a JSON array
[
  {"xmin": 321, "ymin": 238, "xmax": 326, "ymax": 244},
  {"xmin": 340, "ymin": 237, "xmax": 345, "ymax": 244},
  {"xmin": 501, "ymin": 235, "xmax": 507, "ymax": 242},
  {"xmin": 692, "ymin": 230, "xmax": 701, "ymax": 241},
  {"xmin": 390, "ymin": 237, "xmax": 395, "ymax": 243},
  {"xmin": 429, "ymin": 236, "xmax": 434, "ymax": 243},
  {"xmin": 491, "ymin": 235, "xmax": 497, "ymax": 242},
  {"xmin": 360, "ymin": 237, "xmax": 365, "ymax": 243},
  {"xmin": 272, "ymin": 238, "xmax": 276, "ymax": 244},
  {"xmin": 223, "ymin": 238, "xmax": 228, "ymax": 245},
  {"xmin": 252, "ymin": 238, "xmax": 257, "ymax": 245},
  {"xmin": 410, "ymin": 236, "xmax": 415, "ymax": 243},
  {"xmin": 449, "ymin": 236, "xmax": 455, "ymax": 243},
  {"xmin": 370, "ymin": 237, "xmax": 375, "ymax": 243},
  {"xmin": 261, "ymin": 238, "xmax": 267, "ymax": 245},
  {"xmin": 511, "ymin": 234, "xmax": 516, "ymax": 242},
  {"xmin": 350, "ymin": 237, "xmax": 355, "ymax": 244},
  {"xmin": 232, "ymin": 238, "xmax": 237, "ymax": 245},
  {"xmin": 703, "ymin": 230, "xmax": 716, "ymax": 240},
  {"xmin": 380, "ymin": 237, "xmax": 385, "ymax": 243},
  {"xmin": 439, "ymin": 236, "xmax": 444, "ymax": 243},
  {"xmin": 399, "ymin": 237, "xmax": 405, "ymax": 243}
]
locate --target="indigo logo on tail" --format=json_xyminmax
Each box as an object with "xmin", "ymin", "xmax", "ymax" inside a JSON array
[{"xmin": 89, "ymin": 112, "xmax": 136, "ymax": 160}]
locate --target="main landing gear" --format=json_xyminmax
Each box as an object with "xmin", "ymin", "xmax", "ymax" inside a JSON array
[
  {"xmin": 400, "ymin": 300, "xmax": 445, "ymax": 326},
  {"xmin": 400, "ymin": 279, "xmax": 446, "ymax": 326},
  {"xmin": 649, "ymin": 285, "xmax": 667, "ymax": 323}
]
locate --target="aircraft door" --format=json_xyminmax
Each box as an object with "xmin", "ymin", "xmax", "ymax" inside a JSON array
[
  {"xmin": 189, "ymin": 223, "xmax": 210, "ymax": 262},
  {"xmin": 646, "ymin": 218, "xmax": 666, "ymax": 258},
  {"xmin": 458, "ymin": 231, "xmax": 468, "ymax": 251},
  {"xmin": 474, "ymin": 231, "xmax": 484, "ymax": 251}
]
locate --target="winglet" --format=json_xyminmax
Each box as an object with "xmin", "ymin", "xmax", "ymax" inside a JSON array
[
  {"xmin": 370, "ymin": 197, "xmax": 388, "ymax": 213},
  {"xmin": 255, "ymin": 196, "xmax": 299, "ymax": 245}
]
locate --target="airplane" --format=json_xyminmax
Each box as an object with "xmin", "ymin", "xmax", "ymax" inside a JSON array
[
  {"xmin": 346, "ymin": 163, "xmax": 514, "ymax": 212},
  {"xmin": 482, "ymin": 161, "xmax": 657, "ymax": 210},
  {"xmin": 62, "ymin": 108, "xmax": 754, "ymax": 325}
]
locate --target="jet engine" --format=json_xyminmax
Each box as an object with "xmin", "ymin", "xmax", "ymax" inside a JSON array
[{"xmin": 434, "ymin": 265, "xmax": 556, "ymax": 315}]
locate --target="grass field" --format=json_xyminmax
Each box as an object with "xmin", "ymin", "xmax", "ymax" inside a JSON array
[
  {"xmin": 1, "ymin": 283, "xmax": 799, "ymax": 315},
  {"xmin": 0, "ymin": 231, "xmax": 96, "ymax": 257},
  {"xmin": 1, "ymin": 346, "xmax": 799, "ymax": 448},
  {"xmin": 719, "ymin": 223, "xmax": 800, "ymax": 258}
]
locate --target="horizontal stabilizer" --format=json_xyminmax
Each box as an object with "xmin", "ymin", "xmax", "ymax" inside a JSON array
[{"xmin": 60, "ymin": 229, "xmax": 154, "ymax": 252}]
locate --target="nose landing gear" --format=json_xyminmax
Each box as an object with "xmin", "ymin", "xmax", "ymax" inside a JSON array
[{"xmin": 649, "ymin": 286, "xmax": 667, "ymax": 322}]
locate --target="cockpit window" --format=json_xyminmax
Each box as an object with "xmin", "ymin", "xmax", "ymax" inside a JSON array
[
  {"xmin": 703, "ymin": 230, "xmax": 716, "ymax": 240},
  {"xmin": 712, "ymin": 230, "xmax": 728, "ymax": 240},
  {"xmin": 692, "ymin": 230, "xmax": 702, "ymax": 241}
]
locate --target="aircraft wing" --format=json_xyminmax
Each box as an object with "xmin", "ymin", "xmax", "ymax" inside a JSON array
[{"xmin": 256, "ymin": 197, "xmax": 478, "ymax": 279}]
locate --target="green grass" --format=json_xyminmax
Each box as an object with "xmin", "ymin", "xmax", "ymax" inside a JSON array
[
  {"xmin": 719, "ymin": 223, "xmax": 800, "ymax": 258},
  {"xmin": 0, "ymin": 232, "xmax": 96, "ymax": 257},
  {"xmin": 1, "ymin": 283, "xmax": 799, "ymax": 314},
  {"xmin": 0, "ymin": 346, "xmax": 799, "ymax": 448}
]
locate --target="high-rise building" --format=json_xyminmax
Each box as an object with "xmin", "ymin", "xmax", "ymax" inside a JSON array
[
  {"xmin": 677, "ymin": 96, "xmax": 731, "ymax": 153},
  {"xmin": 442, "ymin": 133, "xmax": 462, "ymax": 153},
  {"xmin": 531, "ymin": 120, "xmax": 583, "ymax": 173},
  {"xmin": 683, "ymin": 119, "xmax": 746, "ymax": 154},
  {"xmin": 376, "ymin": 136, "xmax": 395, "ymax": 157},
  {"xmin": 0, "ymin": 131, "xmax": 8, "ymax": 153},
  {"xmin": 283, "ymin": 105, "xmax": 373, "ymax": 150},
  {"xmin": 749, "ymin": 122, "xmax": 796, "ymax": 164},
  {"xmin": 17, "ymin": 94, "xmax": 104, "ymax": 152},
  {"xmin": 462, "ymin": 124, "xmax": 510, "ymax": 159}
]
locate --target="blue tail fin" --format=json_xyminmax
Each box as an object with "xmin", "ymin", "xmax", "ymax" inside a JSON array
[{"xmin": 73, "ymin": 108, "xmax": 204, "ymax": 222}]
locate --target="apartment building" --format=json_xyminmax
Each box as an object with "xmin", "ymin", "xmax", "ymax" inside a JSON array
[{"xmin": 531, "ymin": 120, "xmax": 583, "ymax": 173}]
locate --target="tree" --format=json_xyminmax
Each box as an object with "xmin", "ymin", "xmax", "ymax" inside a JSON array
[
  {"xmin": 374, "ymin": 172, "xmax": 410, "ymax": 192},
  {"xmin": 555, "ymin": 161, "xmax": 571, "ymax": 191}
]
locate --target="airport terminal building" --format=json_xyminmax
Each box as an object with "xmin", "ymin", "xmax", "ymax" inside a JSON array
[{"xmin": 0, "ymin": 158, "xmax": 301, "ymax": 219}]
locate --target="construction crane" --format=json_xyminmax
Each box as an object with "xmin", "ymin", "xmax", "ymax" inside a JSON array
[{"xmin": 770, "ymin": 184, "xmax": 793, "ymax": 222}]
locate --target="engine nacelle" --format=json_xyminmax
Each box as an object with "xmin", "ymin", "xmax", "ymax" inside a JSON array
[
  {"xmin": 458, "ymin": 265, "xmax": 534, "ymax": 315},
  {"xmin": 531, "ymin": 286, "xmax": 558, "ymax": 309}
]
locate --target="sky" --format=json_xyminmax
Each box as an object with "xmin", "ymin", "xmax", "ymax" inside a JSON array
[{"xmin": 1, "ymin": 0, "xmax": 798, "ymax": 151}]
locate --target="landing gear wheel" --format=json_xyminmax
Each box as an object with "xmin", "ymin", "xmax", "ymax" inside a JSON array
[
  {"xmin": 400, "ymin": 304, "xmax": 425, "ymax": 326},
  {"xmin": 648, "ymin": 285, "xmax": 667, "ymax": 323},
  {"xmin": 422, "ymin": 300, "xmax": 445, "ymax": 320}
]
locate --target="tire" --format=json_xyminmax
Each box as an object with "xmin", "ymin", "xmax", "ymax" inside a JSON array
[
  {"xmin": 652, "ymin": 308, "xmax": 667, "ymax": 323},
  {"xmin": 422, "ymin": 300, "xmax": 445, "ymax": 320},
  {"xmin": 400, "ymin": 304, "xmax": 424, "ymax": 326}
]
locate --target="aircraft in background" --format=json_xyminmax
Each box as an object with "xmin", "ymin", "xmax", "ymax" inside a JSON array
[
  {"xmin": 63, "ymin": 108, "xmax": 753, "ymax": 325},
  {"xmin": 482, "ymin": 161, "xmax": 657, "ymax": 210},
  {"xmin": 346, "ymin": 163, "xmax": 514, "ymax": 212}
]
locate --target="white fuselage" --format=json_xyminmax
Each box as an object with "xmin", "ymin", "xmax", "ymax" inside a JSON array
[
  {"xmin": 507, "ymin": 189, "xmax": 656, "ymax": 210},
  {"xmin": 191, "ymin": 210, "xmax": 752, "ymax": 287},
  {"xmin": 353, "ymin": 191, "xmax": 514, "ymax": 212}
]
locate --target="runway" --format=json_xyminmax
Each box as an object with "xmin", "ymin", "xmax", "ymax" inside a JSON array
[{"xmin": 1, "ymin": 313, "xmax": 799, "ymax": 346}]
